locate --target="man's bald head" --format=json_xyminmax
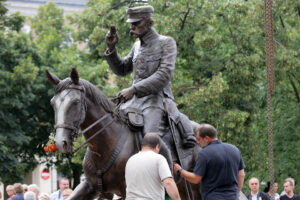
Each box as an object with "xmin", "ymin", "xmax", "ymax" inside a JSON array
[
  {"xmin": 142, "ymin": 132, "xmax": 161, "ymax": 149},
  {"xmin": 197, "ymin": 124, "xmax": 218, "ymax": 139}
]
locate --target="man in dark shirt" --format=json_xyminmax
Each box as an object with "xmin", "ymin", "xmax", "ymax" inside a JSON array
[
  {"xmin": 173, "ymin": 124, "xmax": 245, "ymax": 200},
  {"xmin": 280, "ymin": 178, "xmax": 300, "ymax": 200}
]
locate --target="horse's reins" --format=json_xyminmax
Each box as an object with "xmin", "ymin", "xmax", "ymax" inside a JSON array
[{"xmin": 72, "ymin": 113, "xmax": 114, "ymax": 154}]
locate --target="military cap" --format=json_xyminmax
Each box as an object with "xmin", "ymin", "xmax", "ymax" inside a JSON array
[{"xmin": 126, "ymin": 6, "xmax": 154, "ymax": 23}]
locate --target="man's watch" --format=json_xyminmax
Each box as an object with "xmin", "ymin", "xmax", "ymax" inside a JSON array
[{"xmin": 177, "ymin": 168, "xmax": 183, "ymax": 176}]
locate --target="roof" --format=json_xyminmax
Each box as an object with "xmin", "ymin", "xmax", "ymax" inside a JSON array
[{"xmin": 7, "ymin": 0, "xmax": 87, "ymax": 7}]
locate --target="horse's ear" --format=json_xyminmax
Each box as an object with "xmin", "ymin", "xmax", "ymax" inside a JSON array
[
  {"xmin": 46, "ymin": 69, "xmax": 60, "ymax": 85},
  {"xmin": 70, "ymin": 68, "xmax": 79, "ymax": 85}
]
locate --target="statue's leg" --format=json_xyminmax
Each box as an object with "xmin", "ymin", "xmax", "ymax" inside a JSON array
[
  {"xmin": 143, "ymin": 108, "xmax": 173, "ymax": 169},
  {"xmin": 178, "ymin": 114, "xmax": 197, "ymax": 148},
  {"xmin": 165, "ymin": 99, "xmax": 197, "ymax": 148},
  {"xmin": 68, "ymin": 180, "xmax": 97, "ymax": 200}
]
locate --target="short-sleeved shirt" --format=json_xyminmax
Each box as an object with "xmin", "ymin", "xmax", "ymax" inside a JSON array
[
  {"xmin": 125, "ymin": 150, "xmax": 172, "ymax": 200},
  {"xmin": 50, "ymin": 190, "xmax": 63, "ymax": 200},
  {"xmin": 9, "ymin": 194, "xmax": 24, "ymax": 200},
  {"xmin": 280, "ymin": 194, "xmax": 300, "ymax": 200},
  {"xmin": 194, "ymin": 140, "xmax": 245, "ymax": 200}
]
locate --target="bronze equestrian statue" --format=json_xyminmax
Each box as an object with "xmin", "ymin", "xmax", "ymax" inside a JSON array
[
  {"xmin": 46, "ymin": 68, "xmax": 201, "ymax": 200},
  {"xmin": 47, "ymin": 5, "xmax": 202, "ymax": 200},
  {"xmin": 104, "ymin": 6, "xmax": 197, "ymax": 149}
]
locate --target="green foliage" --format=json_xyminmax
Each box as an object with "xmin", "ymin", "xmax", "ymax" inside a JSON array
[
  {"xmin": 0, "ymin": 0, "xmax": 24, "ymax": 31},
  {"xmin": 0, "ymin": 25, "xmax": 44, "ymax": 182}
]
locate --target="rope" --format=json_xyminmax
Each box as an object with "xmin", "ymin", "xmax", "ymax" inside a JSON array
[{"xmin": 265, "ymin": 0, "xmax": 275, "ymax": 199}]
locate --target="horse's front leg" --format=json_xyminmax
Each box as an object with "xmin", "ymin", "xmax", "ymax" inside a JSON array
[{"xmin": 68, "ymin": 180, "xmax": 97, "ymax": 200}]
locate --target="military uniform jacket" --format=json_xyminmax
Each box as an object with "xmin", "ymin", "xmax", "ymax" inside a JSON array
[{"xmin": 104, "ymin": 28, "xmax": 177, "ymax": 112}]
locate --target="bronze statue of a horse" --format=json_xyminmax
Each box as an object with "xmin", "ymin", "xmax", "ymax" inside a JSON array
[{"xmin": 46, "ymin": 68, "xmax": 201, "ymax": 200}]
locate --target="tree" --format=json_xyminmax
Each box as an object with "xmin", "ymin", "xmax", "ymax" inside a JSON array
[{"xmin": 0, "ymin": 0, "xmax": 46, "ymax": 183}]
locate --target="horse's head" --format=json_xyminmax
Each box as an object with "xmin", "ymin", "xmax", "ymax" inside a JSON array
[{"xmin": 46, "ymin": 68, "xmax": 86, "ymax": 154}]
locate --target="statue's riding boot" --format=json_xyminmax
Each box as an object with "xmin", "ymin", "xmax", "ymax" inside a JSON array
[
  {"xmin": 158, "ymin": 138, "xmax": 174, "ymax": 172},
  {"xmin": 177, "ymin": 121, "xmax": 197, "ymax": 148}
]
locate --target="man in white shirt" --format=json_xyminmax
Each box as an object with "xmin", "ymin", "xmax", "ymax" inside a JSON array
[
  {"xmin": 125, "ymin": 132, "xmax": 181, "ymax": 200},
  {"xmin": 50, "ymin": 178, "xmax": 70, "ymax": 200},
  {"xmin": 246, "ymin": 177, "xmax": 270, "ymax": 200}
]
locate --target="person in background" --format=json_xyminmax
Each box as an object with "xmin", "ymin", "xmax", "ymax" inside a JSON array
[
  {"xmin": 0, "ymin": 191, "xmax": 2, "ymax": 200},
  {"xmin": 247, "ymin": 178, "xmax": 270, "ymax": 200},
  {"xmin": 38, "ymin": 193, "xmax": 50, "ymax": 200},
  {"xmin": 50, "ymin": 178, "xmax": 70, "ymax": 200},
  {"xmin": 10, "ymin": 183, "xmax": 24, "ymax": 200},
  {"xmin": 61, "ymin": 189, "xmax": 72, "ymax": 200},
  {"xmin": 264, "ymin": 181, "xmax": 280, "ymax": 200},
  {"xmin": 280, "ymin": 178, "xmax": 300, "ymax": 200},
  {"xmin": 28, "ymin": 184, "xmax": 39, "ymax": 200},
  {"xmin": 22, "ymin": 185, "xmax": 28, "ymax": 194},
  {"xmin": 6, "ymin": 185, "xmax": 15, "ymax": 200},
  {"xmin": 24, "ymin": 192, "xmax": 36, "ymax": 200}
]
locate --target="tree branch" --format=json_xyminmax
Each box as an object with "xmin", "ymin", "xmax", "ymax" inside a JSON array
[
  {"xmin": 288, "ymin": 74, "xmax": 300, "ymax": 103},
  {"xmin": 279, "ymin": 15, "xmax": 285, "ymax": 28},
  {"xmin": 274, "ymin": 38, "xmax": 287, "ymax": 50},
  {"xmin": 180, "ymin": 7, "xmax": 191, "ymax": 31},
  {"xmin": 228, "ymin": 26, "xmax": 242, "ymax": 53}
]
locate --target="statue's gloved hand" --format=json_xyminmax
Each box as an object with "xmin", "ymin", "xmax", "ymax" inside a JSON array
[
  {"xmin": 118, "ymin": 86, "xmax": 135, "ymax": 101},
  {"xmin": 106, "ymin": 26, "xmax": 118, "ymax": 51}
]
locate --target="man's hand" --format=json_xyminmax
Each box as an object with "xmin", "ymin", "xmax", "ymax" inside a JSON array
[
  {"xmin": 173, "ymin": 163, "xmax": 182, "ymax": 174},
  {"xmin": 118, "ymin": 87, "xmax": 135, "ymax": 101},
  {"xmin": 106, "ymin": 26, "xmax": 118, "ymax": 51}
]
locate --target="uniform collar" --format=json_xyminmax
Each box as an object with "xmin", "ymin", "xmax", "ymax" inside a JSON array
[{"xmin": 140, "ymin": 27, "xmax": 159, "ymax": 46}]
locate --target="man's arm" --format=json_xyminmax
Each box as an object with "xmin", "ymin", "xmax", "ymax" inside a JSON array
[
  {"xmin": 173, "ymin": 164, "xmax": 202, "ymax": 184},
  {"xmin": 104, "ymin": 47, "xmax": 134, "ymax": 76},
  {"xmin": 180, "ymin": 168, "xmax": 202, "ymax": 184},
  {"xmin": 162, "ymin": 177, "xmax": 181, "ymax": 200},
  {"xmin": 238, "ymin": 169, "xmax": 245, "ymax": 194}
]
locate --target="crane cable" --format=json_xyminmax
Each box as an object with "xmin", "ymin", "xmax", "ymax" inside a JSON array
[{"xmin": 265, "ymin": 0, "xmax": 275, "ymax": 199}]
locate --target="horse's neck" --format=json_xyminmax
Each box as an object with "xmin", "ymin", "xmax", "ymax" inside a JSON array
[
  {"xmin": 80, "ymin": 99, "xmax": 111, "ymax": 135},
  {"xmin": 80, "ymin": 99, "xmax": 125, "ymax": 154}
]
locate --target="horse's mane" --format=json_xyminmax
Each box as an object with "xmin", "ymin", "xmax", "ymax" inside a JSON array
[{"xmin": 54, "ymin": 78, "xmax": 116, "ymax": 114}]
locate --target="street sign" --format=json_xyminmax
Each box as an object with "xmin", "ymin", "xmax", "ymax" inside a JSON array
[{"xmin": 41, "ymin": 169, "xmax": 50, "ymax": 180}]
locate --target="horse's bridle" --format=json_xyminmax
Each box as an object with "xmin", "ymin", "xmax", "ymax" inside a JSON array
[
  {"xmin": 54, "ymin": 84, "xmax": 87, "ymax": 138},
  {"xmin": 53, "ymin": 84, "xmax": 114, "ymax": 154}
]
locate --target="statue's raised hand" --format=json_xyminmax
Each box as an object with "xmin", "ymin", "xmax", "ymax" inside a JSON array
[{"xmin": 106, "ymin": 26, "xmax": 118, "ymax": 51}]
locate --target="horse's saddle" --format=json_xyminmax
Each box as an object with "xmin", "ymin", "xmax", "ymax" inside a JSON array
[{"xmin": 118, "ymin": 106, "xmax": 197, "ymax": 173}]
